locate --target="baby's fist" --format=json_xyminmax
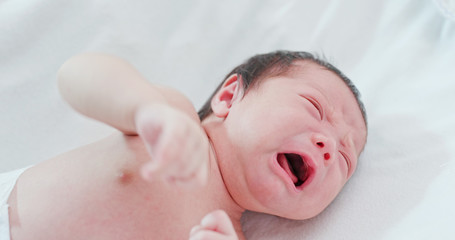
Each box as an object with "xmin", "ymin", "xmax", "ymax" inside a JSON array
[
  {"xmin": 135, "ymin": 104, "xmax": 209, "ymax": 188},
  {"xmin": 189, "ymin": 210, "xmax": 239, "ymax": 240}
]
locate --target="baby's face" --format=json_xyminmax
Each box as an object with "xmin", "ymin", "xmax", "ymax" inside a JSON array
[{"xmin": 219, "ymin": 61, "xmax": 367, "ymax": 219}]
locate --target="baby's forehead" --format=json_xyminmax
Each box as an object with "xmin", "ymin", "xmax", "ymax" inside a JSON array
[
  {"xmin": 257, "ymin": 61, "xmax": 332, "ymax": 86},
  {"xmin": 271, "ymin": 62, "xmax": 367, "ymax": 145},
  {"xmin": 255, "ymin": 61, "xmax": 341, "ymax": 92},
  {"xmin": 285, "ymin": 60, "xmax": 334, "ymax": 79},
  {"xmin": 249, "ymin": 60, "xmax": 324, "ymax": 90},
  {"xmin": 248, "ymin": 59, "xmax": 366, "ymax": 128},
  {"xmin": 288, "ymin": 61, "xmax": 367, "ymax": 127}
]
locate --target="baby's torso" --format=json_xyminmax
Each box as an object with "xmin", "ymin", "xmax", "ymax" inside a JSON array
[{"xmin": 8, "ymin": 133, "xmax": 220, "ymax": 240}]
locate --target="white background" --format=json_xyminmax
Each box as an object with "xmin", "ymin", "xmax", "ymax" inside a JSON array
[{"xmin": 1, "ymin": 0, "xmax": 454, "ymax": 239}]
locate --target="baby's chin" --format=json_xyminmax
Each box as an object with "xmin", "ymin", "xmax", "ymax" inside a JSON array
[{"xmin": 274, "ymin": 204, "xmax": 329, "ymax": 221}]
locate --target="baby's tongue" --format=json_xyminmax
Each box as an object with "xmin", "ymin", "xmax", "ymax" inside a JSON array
[{"xmin": 277, "ymin": 154, "xmax": 298, "ymax": 184}]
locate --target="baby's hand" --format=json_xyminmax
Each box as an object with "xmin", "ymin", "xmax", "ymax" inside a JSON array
[
  {"xmin": 135, "ymin": 104, "xmax": 209, "ymax": 188},
  {"xmin": 189, "ymin": 210, "xmax": 239, "ymax": 240}
]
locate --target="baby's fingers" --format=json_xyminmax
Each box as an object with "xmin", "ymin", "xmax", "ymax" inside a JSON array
[
  {"xmin": 140, "ymin": 121, "xmax": 182, "ymax": 180},
  {"xmin": 135, "ymin": 108, "xmax": 169, "ymax": 180},
  {"xmin": 141, "ymin": 121, "xmax": 207, "ymax": 187},
  {"xmin": 135, "ymin": 106, "xmax": 164, "ymax": 155},
  {"xmin": 135, "ymin": 104, "xmax": 208, "ymax": 187},
  {"xmin": 202, "ymin": 210, "xmax": 236, "ymax": 236},
  {"xmin": 189, "ymin": 230, "xmax": 231, "ymax": 240},
  {"xmin": 189, "ymin": 210, "xmax": 238, "ymax": 240}
]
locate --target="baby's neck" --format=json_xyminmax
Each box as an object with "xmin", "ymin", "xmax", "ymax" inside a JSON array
[{"xmin": 205, "ymin": 137, "xmax": 245, "ymax": 235}]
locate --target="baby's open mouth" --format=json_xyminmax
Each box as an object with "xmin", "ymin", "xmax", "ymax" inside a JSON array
[{"xmin": 277, "ymin": 153, "xmax": 310, "ymax": 187}]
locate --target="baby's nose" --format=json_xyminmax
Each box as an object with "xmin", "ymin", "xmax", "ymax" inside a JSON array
[{"xmin": 311, "ymin": 133, "xmax": 336, "ymax": 163}]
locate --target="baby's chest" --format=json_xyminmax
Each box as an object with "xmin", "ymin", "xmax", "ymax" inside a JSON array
[
  {"xmin": 74, "ymin": 172, "xmax": 214, "ymax": 239},
  {"xmin": 15, "ymin": 146, "xmax": 214, "ymax": 239}
]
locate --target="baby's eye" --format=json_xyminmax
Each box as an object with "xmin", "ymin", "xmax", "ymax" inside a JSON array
[
  {"xmin": 299, "ymin": 95, "xmax": 323, "ymax": 120},
  {"xmin": 306, "ymin": 97, "xmax": 323, "ymax": 120}
]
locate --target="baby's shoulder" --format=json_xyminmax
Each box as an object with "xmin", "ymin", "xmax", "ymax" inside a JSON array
[{"xmin": 155, "ymin": 85, "xmax": 200, "ymax": 123}]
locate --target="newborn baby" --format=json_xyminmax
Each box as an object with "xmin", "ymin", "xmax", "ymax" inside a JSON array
[{"xmin": 2, "ymin": 50, "xmax": 367, "ymax": 239}]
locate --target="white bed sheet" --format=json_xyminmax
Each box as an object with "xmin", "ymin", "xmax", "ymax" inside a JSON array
[{"xmin": 1, "ymin": 0, "xmax": 454, "ymax": 239}]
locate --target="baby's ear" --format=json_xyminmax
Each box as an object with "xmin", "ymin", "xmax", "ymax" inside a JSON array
[{"xmin": 211, "ymin": 74, "xmax": 244, "ymax": 118}]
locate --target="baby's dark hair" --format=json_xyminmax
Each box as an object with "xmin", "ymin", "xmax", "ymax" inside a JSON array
[{"xmin": 198, "ymin": 50, "xmax": 367, "ymax": 126}]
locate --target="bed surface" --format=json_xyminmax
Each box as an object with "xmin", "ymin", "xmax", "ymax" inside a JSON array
[{"xmin": 1, "ymin": 0, "xmax": 454, "ymax": 239}]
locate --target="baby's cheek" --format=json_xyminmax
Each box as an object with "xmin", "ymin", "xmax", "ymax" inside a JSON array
[
  {"xmin": 312, "ymin": 174, "xmax": 345, "ymax": 212},
  {"xmin": 245, "ymin": 173, "xmax": 287, "ymax": 211}
]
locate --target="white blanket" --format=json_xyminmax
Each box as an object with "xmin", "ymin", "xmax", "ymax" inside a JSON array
[{"xmin": 1, "ymin": 0, "xmax": 454, "ymax": 239}]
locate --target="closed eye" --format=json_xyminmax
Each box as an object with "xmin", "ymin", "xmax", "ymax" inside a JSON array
[
  {"xmin": 339, "ymin": 151, "xmax": 351, "ymax": 176},
  {"xmin": 305, "ymin": 97, "xmax": 323, "ymax": 120}
]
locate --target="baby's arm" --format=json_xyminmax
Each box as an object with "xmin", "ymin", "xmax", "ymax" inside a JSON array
[
  {"xmin": 57, "ymin": 53, "xmax": 199, "ymax": 135},
  {"xmin": 57, "ymin": 53, "xmax": 208, "ymax": 186}
]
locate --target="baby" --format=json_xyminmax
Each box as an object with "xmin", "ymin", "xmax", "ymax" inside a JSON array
[{"xmin": 2, "ymin": 50, "xmax": 367, "ymax": 240}]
